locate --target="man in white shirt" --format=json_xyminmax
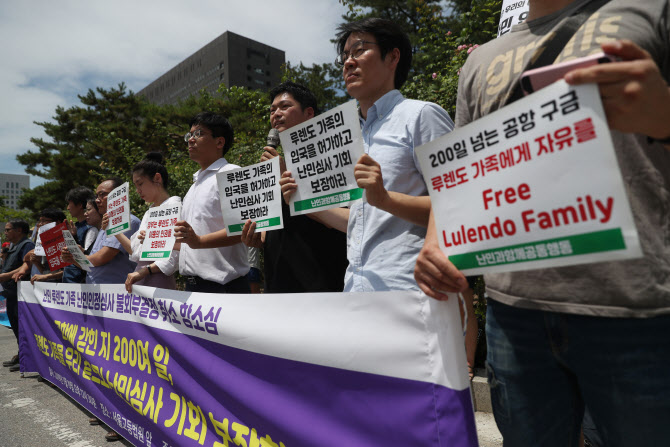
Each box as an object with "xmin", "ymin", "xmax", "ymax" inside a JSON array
[{"xmin": 175, "ymin": 112, "xmax": 250, "ymax": 293}]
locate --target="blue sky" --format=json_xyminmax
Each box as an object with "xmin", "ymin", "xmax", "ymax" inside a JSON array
[{"xmin": 0, "ymin": 0, "xmax": 350, "ymax": 188}]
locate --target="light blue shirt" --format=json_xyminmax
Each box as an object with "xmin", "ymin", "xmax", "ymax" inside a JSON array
[
  {"xmin": 86, "ymin": 214, "xmax": 141, "ymax": 284},
  {"xmin": 344, "ymin": 90, "xmax": 454, "ymax": 292}
]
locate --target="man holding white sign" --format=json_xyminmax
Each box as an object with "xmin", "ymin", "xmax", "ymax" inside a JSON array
[
  {"xmin": 281, "ymin": 18, "xmax": 454, "ymax": 292},
  {"xmin": 243, "ymin": 82, "xmax": 348, "ymax": 293},
  {"xmin": 63, "ymin": 178, "xmax": 140, "ymax": 284},
  {"xmin": 415, "ymin": 1, "xmax": 670, "ymax": 445},
  {"xmin": 174, "ymin": 112, "xmax": 250, "ymax": 294}
]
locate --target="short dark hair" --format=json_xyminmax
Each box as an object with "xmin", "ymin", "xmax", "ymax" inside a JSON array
[
  {"xmin": 335, "ymin": 18, "xmax": 412, "ymax": 90},
  {"xmin": 8, "ymin": 219, "xmax": 29, "ymax": 236},
  {"xmin": 39, "ymin": 207, "xmax": 66, "ymax": 223},
  {"xmin": 189, "ymin": 112, "xmax": 234, "ymax": 156},
  {"xmin": 132, "ymin": 152, "xmax": 170, "ymax": 191},
  {"xmin": 86, "ymin": 199, "xmax": 99, "ymax": 213},
  {"xmin": 102, "ymin": 177, "xmax": 125, "ymax": 191},
  {"xmin": 65, "ymin": 186, "xmax": 95, "ymax": 207},
  {"xmin": 269, "ymin": 82, "xmax": 320, "ymax": 115}
]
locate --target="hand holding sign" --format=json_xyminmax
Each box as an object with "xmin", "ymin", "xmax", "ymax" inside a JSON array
[
  {"xmin": 565, "ymin": 40, "xmax": 670, "ymax": 141},
  {"xmin": 354, "ymin": 153, "xmax": 388, "ymax": 208}
]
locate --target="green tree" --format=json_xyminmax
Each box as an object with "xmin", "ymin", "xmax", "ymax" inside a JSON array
[
  {"xmin": 281, "ymin": 62, "xmax": 347, "ymax": 112},
  {"xmin": 17, "ymin": 83, "xmax": 169, "ymax": 216}
]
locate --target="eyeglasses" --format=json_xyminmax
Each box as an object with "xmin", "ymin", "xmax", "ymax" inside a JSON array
[
  {"xmin": 335, "ymin": 40, "xmax": 378, "ymax": 66},
  {"xmin": 96, "ymin": 191, "xmax": 110, "ymax": 199},
  {"xmin": 4, "ymin": 227, "xmax": 13, "ymax": 232},
  {"xmin": 184, "ymin": 129, "xmax": 211, "ymax": 142}
]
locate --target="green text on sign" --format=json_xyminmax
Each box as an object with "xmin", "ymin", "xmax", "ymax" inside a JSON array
[
  {"xmin": 106, "ymin": 222, "xmax": 129, "ymax": 236},
  {"xmin": 228, "ymin": 217, "xmax": 281, "ymax": 234},
  {"xmin": 141, "ymin": 251, "xmax": 171, "ymax": 260},
  {"xmin": 293, "ymin": 188, "xmax": 363, "ymax": 212},
  {"xmin": 448, "ymin": 228, "xmax": 626, "ymax": 270}
]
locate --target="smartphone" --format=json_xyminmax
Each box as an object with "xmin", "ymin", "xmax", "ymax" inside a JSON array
[{"xmin": 520, "ymin": 52, "xmax": 617, "ymax": 95}]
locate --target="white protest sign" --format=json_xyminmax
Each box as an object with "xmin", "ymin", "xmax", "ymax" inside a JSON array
[
  {"xmin": 216, "ymin": 157, "xmax": 283, "ymax": 236},
  {"xmin": 498, "ymin": 0, "xmax": 529, "ymax": 36},
  {"xmin": 140, "ymin": 199, "xmax": 181, "ymax": 260},
  {"xmin": 416, "ymin": 81, "xmax": 641, "ymax": 276},
  {"xmin": 281, "ymin": 100, "xmax": 364, "ymax": 216},
  {"xmin": 33, "ymin": 222, "xmax": 56, "ymax": 256},
  {"xmin": 62, "ymin": 231, "xmax": 92, "ymax": 272},
  {"xmin": 106, "ymin": 182, "xmax": 131, "ymax": 236}
]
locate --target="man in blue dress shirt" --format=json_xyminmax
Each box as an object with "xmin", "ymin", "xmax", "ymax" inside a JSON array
[{"xmin": 282, "ymin": 18, "xmax": 454, "ymax": 292}]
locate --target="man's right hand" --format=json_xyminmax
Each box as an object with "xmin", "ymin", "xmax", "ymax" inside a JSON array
[
  {"xmin": 279, "ymin": 170, "xmax": 298, "ymax": 205},
  {"xmin": 414, "ymin": 213, "xmax": 468, "ymax": 300},
  {"xmin": 241, "ymin": 220, "xmax": 264, "ymax": 248},
  {"xmin": 260, "ymin": 146, "xmax": 287, "ymax": 174}
]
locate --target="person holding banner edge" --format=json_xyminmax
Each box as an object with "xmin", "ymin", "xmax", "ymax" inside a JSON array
[
  {"xmin": 241, "ymin": 82, "xmax": 348, "ymax": 293},
  {"xmin": 101, "ymin": 153, "xmax": 180, "ymax": 293},
  {"xmin": 415, "ymin": 1, "xmax": 670, "ymax": 445},
  {"xmin": 174, "ymin": 112, "xmax": 250, "ymax": 293},
  {"xmin": 1, "ymin": 219, "xmax": 34, "ymax": 373},
  {"xmin": 280, "ymin": 18, "xmax": 455, "ymax": 292}
]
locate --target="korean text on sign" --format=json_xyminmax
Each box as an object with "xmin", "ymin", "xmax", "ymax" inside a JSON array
[
  {"xmin": 281, "ymin": 100, "xmax": 365, "ymax": 216},
  {"xmin": 106, "ymin": 182, "xmax": 131, "ymax": 236},
  {"xmin": 416, "ymin": 81, "xmax": 641, "ymax": 275},
  {"xmin": 216, "ymin": 157, "xmax": 283, "ymax": 236},
  {"xmin": 140, "ymin": 199, "xmax": 181, "ymax": 260}
]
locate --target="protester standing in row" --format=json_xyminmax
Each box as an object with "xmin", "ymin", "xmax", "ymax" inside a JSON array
[
  {"xmin": 103, "ymin": 153, "xmax": 180, "ymax": 293},
  {"xmin": 415, "ymin": 0, "xmax": 670, "ymax": 445}
]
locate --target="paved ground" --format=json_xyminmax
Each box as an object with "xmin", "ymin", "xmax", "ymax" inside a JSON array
[{"xmin": 0, "ymin": 325, "xmax": 502, "ymax": 446}]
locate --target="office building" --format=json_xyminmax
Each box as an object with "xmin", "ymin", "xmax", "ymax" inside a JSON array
[
  {"xmin": 139, "ymin": 31, "xmax": 285, "ymax": 105},
  {"xmin": 0, "ymin": 173, "xmax": 30, "ymax": 210}
]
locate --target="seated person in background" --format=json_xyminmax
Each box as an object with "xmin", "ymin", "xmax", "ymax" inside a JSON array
[
  {"xmin": 242, "ymin": 82, "xmax": 348, "ymax": 293},
  {"xmin": 174, "ymin": 112, "xmax": 250, "ymax": 293},
  {"xmin": 103, "ymin": 153, "xmax": 180, "ymax": 293}
]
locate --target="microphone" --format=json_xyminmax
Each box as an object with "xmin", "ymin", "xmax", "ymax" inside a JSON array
[{"xmin": 266, "ymin": 128, "xmax": 280, "ymax": 149}]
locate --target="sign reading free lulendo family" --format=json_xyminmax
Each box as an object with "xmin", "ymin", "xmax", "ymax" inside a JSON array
[{"xmin": 416, "ymin": 81, "xmax": 642, "ymax": 275}]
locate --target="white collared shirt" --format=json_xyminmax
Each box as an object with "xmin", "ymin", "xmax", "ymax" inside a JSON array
[{"xmin": 179, "ymin": 158, "xmax": 250, "ymax": 285}]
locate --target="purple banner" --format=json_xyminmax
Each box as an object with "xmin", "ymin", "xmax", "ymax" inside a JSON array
[{"xmin": 18, "ymin": 283, "xmax": 478, "ymax": 446}]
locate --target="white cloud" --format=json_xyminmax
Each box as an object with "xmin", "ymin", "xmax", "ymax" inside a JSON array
[{"xmin": 0, "ymin": 0, "xmax": 348, "ymax": 186}]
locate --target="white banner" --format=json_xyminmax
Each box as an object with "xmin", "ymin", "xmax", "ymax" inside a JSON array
[
  {"xmin": 281, "ymin": 100, "xmax": 364, "ymax": 215},
  {"xmin": 106, "ymin": 182, "xmax": 131, "ymax": 236},
  {"xmin": 417, "ymin": 81, "xmax": 641, "ymax": 275},
  {"xmin": 216, "ymin": 157, "xmax": 283, "ymax": 236}
]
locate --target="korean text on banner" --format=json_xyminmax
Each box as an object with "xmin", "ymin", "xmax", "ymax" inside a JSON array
[
  {"xmin": 140, "ymin": 199, "xmax": 181, "ymax": 260},
  {"xmin": 281, "ymin": 100, "xmax": 364, "ymax": 215},
  {"xmin": 34, "ymin": 221, "xmax": 56, "ymax": 256},
  {"xmin": 216, "ymin": 157, "xmax": 283, "ymax": 236},
  {"xmin": 18, "ymin": 283, "xmax": 477, "ymax": 447},
  {"xmin": 498, "ymin": 0, "xmax": 529, "ymax": 36},
  {"xmin": 39, "ymin": 223, "xmax": 70, "ymax": 271},
  {"xmin": 416, "ymin": 81, "xmax": 641, "ymax": 276},
  {"xmin": 106, "ymin": 182, "xmax": 131, "ymax": 236},
  {"xmin": 62, "ymin": 231, "xmax": 92, "ymax": 272}
]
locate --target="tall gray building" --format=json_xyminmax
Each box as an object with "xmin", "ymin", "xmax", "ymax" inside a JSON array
[
  {"xmin": 0, "ymin": 173, "xmax": 30, "ymax": 210},
  {"xmin": 139, "ymin": 31, "xmax": 285, "ymax": 105}
]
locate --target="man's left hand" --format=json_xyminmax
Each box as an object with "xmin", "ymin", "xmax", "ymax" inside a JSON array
[
  {"xmin": 565, "ymin": 40, "xmax": 670, "ymax": 141},
  {"xmin": 354, "ymin": 154, "xmax": 390, "ymax": 209}
]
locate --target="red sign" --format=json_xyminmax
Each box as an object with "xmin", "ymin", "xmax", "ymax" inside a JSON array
[{"xmin": 38, "ymin": 223, "xmax": 71, "ymax": 271}]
